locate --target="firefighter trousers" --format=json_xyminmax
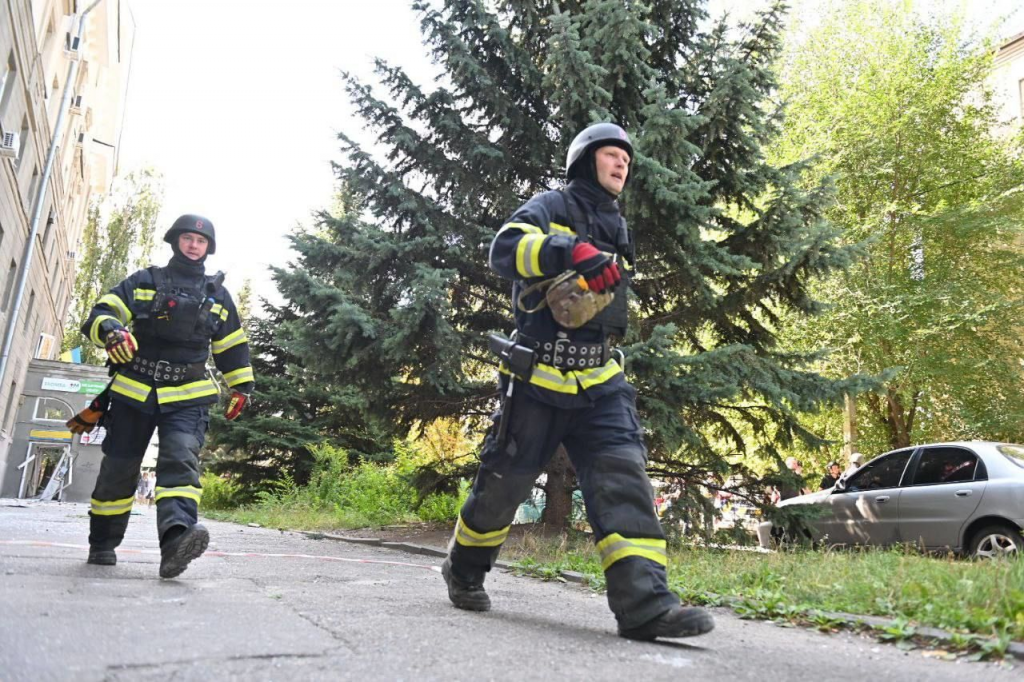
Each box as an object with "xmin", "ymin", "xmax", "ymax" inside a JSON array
[
  {"xmin": 88, "ymin": 400, "xmax": 208, "ymax": 550},
  {"xmin": 448, "ymin": 381, "xmax": 679, "ymax": 630}
]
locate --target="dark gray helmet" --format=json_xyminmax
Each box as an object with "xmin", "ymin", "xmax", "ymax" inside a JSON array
[
  {"xmin": 565, "ymin": 122, "xmax": 633, "ymax": 180},
  {"xmin": 164, "ymin": 214, "xmax": 216, "ymax": 254}
]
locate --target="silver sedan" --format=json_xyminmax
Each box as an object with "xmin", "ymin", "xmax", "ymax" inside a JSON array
[{"xmin": 770, "ymin": 442, "xmax": 1024, "ymax": 558}]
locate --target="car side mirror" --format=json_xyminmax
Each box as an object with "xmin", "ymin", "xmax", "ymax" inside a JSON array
[{"xmin": 833, "ymin": 479, "xmax": 847, "ymax": 493}]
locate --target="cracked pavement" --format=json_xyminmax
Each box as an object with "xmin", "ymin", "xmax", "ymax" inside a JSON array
[{"xmin": 0, "ymin": 501, "xmax": 1017, "ymax": 681}]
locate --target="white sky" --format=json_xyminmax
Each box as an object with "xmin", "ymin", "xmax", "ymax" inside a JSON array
[{"xmin": 116, "ymin": 0, "xmax": 1023, "ymax": 308}]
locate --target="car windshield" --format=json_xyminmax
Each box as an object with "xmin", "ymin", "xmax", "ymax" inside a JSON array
[{"xmin": 997, "ymin": 445, "xmax": 1024, "ymax": 469}]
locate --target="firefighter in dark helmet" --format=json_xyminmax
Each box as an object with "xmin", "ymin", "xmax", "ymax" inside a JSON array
[
  {"xmin": 441, "ymin": 123, "xmax": 715, "ymax": 640},
  {"xmin": 79, "ymin": 214, "xmax": 253, "ymax": 578}
]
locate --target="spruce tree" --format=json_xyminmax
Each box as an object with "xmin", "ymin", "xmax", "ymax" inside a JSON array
[
  {"xmin": 259, "ymin": 0, "xmax": 876, "ymax": 525},
  {"xmin": 205, "ymin": 300, "xmax": 390, "ymax": 490}
]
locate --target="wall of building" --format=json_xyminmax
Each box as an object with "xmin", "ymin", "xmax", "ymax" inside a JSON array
[
  {"xmin": 993, "ymin": 33, "xmax": 1024, "ymax": 133},
  {"xmin": 0, "ymin": 358, "xmax": 109, "ymax": 501},
  {"xmin": 0, "ymin": 0, "xmax": 133, "ymax": 491}
]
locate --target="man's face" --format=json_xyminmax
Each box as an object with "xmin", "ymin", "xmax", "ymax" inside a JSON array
[
  {"xmin": 178, "ymin": 232, "xmax": 209, "ymax": 260},
  {"xmin": 594, "ymin": 145, "xmax": 630, "ymax": 195},
  {"xmin": 829, "ymin": 464, "xmax": 841, "ymax": 477}
]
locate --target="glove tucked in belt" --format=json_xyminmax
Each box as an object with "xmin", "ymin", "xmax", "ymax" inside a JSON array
[{"xmin": 126, "ymin": 357, "xmax": 207, "ymax": 383}]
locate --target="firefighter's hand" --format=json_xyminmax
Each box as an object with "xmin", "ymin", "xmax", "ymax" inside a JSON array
[
  {"xmin": 571, "ymin": 242, "xmax": 620, "ymax": 293},
  {"xmin": 104, "ymin": 329, "xmax": 138, "ymax": 364},
  {"xmin": 225, "ymin": 391, "xmax": 248, "ymax": 421}
]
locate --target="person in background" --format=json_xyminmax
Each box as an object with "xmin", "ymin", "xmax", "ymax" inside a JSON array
[
  {"xmin": 818, "ymin": 461, "xmax": 842, "ymax": 490},
  {"xmin": 842, "ymin": 452, "xmax": 864, "ymax": 480}
]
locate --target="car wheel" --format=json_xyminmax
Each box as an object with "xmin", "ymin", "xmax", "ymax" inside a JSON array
[{"xmin": 969, "ymin": 523, "xmax": 1023, "ymax": 560}]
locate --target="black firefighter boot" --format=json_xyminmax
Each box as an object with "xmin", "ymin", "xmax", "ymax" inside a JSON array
[
  {"xmin": 441, "ymin": 557, "xmax": 491, "ymax": 612},
  {"xmin": 159, "ymin": 524, "xmax": 210, "ymax": 579},
  {"xmin": 87, "ymin": 549, "xmax": 117, "ymax": 566},
  {"xmin": 618, "ymin": 605, "xmax": 716, "ymax": 641}
]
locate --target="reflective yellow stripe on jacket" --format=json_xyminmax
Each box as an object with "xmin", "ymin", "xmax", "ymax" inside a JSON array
[
  {"xmin": 212, "ymin": 328, "xmax": 247, "ymax": 354},
  {"xmin": 155, "ymin": 485, "xmax": 202, "ymax": 504},
  {"xmin": 98, "ymin": 293, "xmax": 132, "ymax": 325},
  {"xmin": 453, "ymin": 514, "xmax": 509, "ymax": 548},
  {"xmin": 110, "ymin": 373, "xmax": 152, "ymax": 403},
  {"xmin": 596, "ymin": 533, "xmax": 668, "ymax": 571},
  {"xmin": 90, "ymin": 496, "xmax": 134, "ymax": 516},
  {"xmin": 210, "ymin": 304, "xmax": 229, "ymax": 321},
  {"xmin": 89, "ymin": 314, "xmax": 121, "ymax": 346},
  {"xmin": 133, "ymin": 288, "xmax": 155, "ymax": 302},
  {"xmin": 155, "ymin": 379, "xmax": 218, "ymax": 405},
  {"xmin": 222, "ymin": 366, "xmax": 254, "ymax": 387},
  {"xmin": 499, "ymin": 358, "xmax": 622, "ymax": 395}
]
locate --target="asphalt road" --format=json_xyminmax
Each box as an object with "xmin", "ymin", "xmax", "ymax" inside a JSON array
[{"xmin": 0, "ymin": 500, "xmax": 1014, "ymax": 681}]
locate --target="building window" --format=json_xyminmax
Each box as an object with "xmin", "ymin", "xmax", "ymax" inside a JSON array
[
  {"xmin": 2, "ymin": 260, "xmax": 17, "ymax": 313},
  {"xmin": 26, "ymin": 165, "xmax": 40, "ymax": 208},
  {"xmin": 41, "ymin": 206, "xmax": 54, "ymax": 248},
  {"xmin": 16, "ymin": 116, "xmax": 29, "ymax": 169},
  {"xmin": 0, "ymin": 51, "xmax": 15, "ymax": 127},
  {"xmin": 2, "ymin": 381, "xmax": 18, "ymax": 433},
  {"xmin": 23, "ymin": 290, "xmax": 35, "ymax": 330},
  {"xmin": 33, "ymin": 397, "xmax": 73, "ymax": 423},
  {"xmin": 49, "ymin": 242, "xmax": 61, "ymax": 291}
]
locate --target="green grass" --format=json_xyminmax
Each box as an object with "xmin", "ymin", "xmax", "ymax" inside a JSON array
[
  {"xmin": 507, "ymin": 538, "xmax": 1024, "ymax": 644},
  {"xmin": 203, "ymin": 503, "xmax": 410, "ymax": 531},
  {"xmin": 201, "ymin": 443, "xmax": 468, "ymax": 530}
]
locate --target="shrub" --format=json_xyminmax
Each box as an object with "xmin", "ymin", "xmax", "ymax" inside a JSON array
[{"xmin": 200, "ymin": 471, "xmax": 243, "ymax": 510}]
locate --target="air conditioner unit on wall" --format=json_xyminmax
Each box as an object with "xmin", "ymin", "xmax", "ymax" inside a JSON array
[
  {"xmin": 64, "ymin": 33, "xmax": 80, "ymax": 61},
  {"xmin": 36, "ymin": 333, "xmax": 56, "ymax": 360},
  {"xmin": 0, "ymin": 131, "xmax": 18, "ymax": 159}
]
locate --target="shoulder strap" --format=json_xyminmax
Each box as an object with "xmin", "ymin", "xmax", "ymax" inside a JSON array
[
  {"xmin": 148, "ymin": 266, "xmax": 166, "ymax": 289},
  {"xmin": 206, "ymin": 271, "xmax": 226, "ymax": 296},
  {"xmin": 559, "ymin": 189, "xmax": 590, "ymax": 243}
]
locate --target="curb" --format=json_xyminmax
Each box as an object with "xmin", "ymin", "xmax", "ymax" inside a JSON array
[{"xmin": 295, "ymin": 529, "xmax": 1022, "ymax": 663}]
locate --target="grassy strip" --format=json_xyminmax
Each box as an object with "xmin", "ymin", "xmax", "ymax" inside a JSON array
[
  {"xmin": 204, "ymin": 504, "xmax": 419, "ymax": 532},
  {"xmin": 507, "ymin": 535, "xmax": 1024, "ymax": 654}
]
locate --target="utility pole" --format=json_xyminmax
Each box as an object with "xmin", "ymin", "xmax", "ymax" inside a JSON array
[{"xmin": 0, "ymin": 1, "xmax": 103, "ymax": 399}]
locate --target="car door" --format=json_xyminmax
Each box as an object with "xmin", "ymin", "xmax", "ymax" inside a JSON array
[
  {"xmin": 817, "ymin": 449, "xmax": 914, "ymax": 547},
  {"xmin": 897, "ymin": 446, "xmax": 987, "ymax": 550}
]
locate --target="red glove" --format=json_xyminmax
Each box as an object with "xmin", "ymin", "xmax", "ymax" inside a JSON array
[
  {"xmin": 572, "ymin": 242, "xmax": 620, "ymax": 293},
  {"xmin": 104, "ymin": 329, "xmax": 138, "ymax": 365},
  {"xmin": 225, "ymin": 391, "xmax": 248, "ymax": 421}
]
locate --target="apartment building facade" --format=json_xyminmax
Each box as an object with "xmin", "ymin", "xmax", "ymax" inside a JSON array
[
  {"xmin": 994, "ymin": 31, "xmax": 1024, "ymax": 131},
  {"xmin": 0, "ymin": 0, "xmax": 133, "ymax": 488}
]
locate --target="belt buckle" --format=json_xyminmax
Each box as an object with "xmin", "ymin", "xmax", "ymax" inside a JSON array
[
  {"xmin": 552, "ymin": 337, "xmax": 569, "ymax": 368},
  {"xmin": 153, "ymin": 359, "xmax": 173, "ymax": 383}
]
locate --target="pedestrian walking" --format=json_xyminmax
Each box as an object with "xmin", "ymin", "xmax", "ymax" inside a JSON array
[
  {"xmin": 80, "ymin": 215, "xmax": 254, "ymax": 578},
  {"xmin": 441, "ymin": 123, "xmax": 714, "ymax": 641}
]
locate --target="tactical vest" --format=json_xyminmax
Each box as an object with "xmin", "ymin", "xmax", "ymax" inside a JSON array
[
  {"xmin": 132, "ymin": 266, "xmax": 226, "ymax": 348},
  {"xmin": 560, "ymin": 190, "xmax": 634, "ymax": 339}
]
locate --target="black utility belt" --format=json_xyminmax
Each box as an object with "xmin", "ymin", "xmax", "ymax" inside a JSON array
[
  {"xmin": 517, "ymin": 334, "xmax": 610, "ymax": 370},
  {"xmin": 126, "ymin": 358, "xmax": 208, "ymax": 383}
]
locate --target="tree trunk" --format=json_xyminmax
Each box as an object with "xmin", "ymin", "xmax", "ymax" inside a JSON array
[
  {"xmin": 540, "ymin": 446, "xmax": 575, "ymax": 529},
  {"xmin": 842, "ymin": 393, "xmax": 857, "ymax": 457},
  {"xmin": 884, "ymin": 386, "xmax": 912, "ymax": 449}
]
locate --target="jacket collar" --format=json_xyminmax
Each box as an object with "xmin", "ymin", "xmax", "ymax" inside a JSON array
[{"xmin": 566, "ymin": 178, "xmax": 619, "ymax": 213}]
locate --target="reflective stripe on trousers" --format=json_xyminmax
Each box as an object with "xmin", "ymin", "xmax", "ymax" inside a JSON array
[
  {"xmin": 154, "ymin": 485, "xmax": 202, "ymax": 504},
  {"xmin": 90, "ymin": 496, "xmax": 134, "ymax": 516},
  {"xmin": 453, "ymin": 514, "xmax": 510, "ymax": 548},
  {"xmin": 595, "ymin": 533, "xmax": 668, "ymax": 571}
]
